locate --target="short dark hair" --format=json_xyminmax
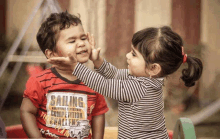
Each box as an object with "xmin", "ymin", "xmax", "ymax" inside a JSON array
[
  {"xmin": 36, "ymin": 11, "xmax": 82, "ymax": 54},
  {"xmin": 132, "ymin": 26, "xmax": 203, "ymax": 87}
]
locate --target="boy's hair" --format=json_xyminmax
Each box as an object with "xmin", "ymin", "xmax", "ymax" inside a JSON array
[
  {"xmin": 132, "ymin": 26, "xmax": 203, "ymax": 87},
  {"xmin": 37, "ymin": 11, "xmax": 82, "ymax": 54}
]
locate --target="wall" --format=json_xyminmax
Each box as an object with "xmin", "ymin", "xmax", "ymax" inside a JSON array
[
  {"xmin": 135, "ymin": 0, "xmax": 172, "ymax": 31},
  {"xmin": 6, "ymin": 0, "xmax": 42, "ymax": 45},
  {"xmin": 200, "ymin": 0, "xmax": 220, "ymax": 104}
]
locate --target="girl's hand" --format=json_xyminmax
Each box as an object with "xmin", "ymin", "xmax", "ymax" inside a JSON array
[
  {"xmin": 47, "ymin": 52, "xmax": 78, "ymax": 72},
  {"xmin": 87, "ymin": 32, "xmax": 101, "ymax": 62}
]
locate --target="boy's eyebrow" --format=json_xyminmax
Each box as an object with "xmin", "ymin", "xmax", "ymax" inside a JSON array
[{"xmin": 66, "ymin": 34, "xmax": 87, "ymax": 41}]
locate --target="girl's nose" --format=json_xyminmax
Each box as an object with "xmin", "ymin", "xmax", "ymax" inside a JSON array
[{"xmin": 126, "ymin": 52, "xmax": 130, "ymax": 59}]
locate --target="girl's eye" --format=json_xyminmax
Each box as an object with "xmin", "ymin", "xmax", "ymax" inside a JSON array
[{"xmin": 132, "ymin": 52, "xmax": 136, "ymax": 56}]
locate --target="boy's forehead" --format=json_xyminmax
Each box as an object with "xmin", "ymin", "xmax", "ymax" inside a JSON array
[{"xmin": 59, "ymin": 24, "xmax": 85, "ymax": 39}]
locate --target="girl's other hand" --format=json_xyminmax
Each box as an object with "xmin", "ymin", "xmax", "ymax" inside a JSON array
[
  {"xmin": 47, "ymin": 52, "xmax": 77, "ymax": 72},
  {"xmin": 87, "ymin": 32, "xmax": 101, "ymax": 62}
]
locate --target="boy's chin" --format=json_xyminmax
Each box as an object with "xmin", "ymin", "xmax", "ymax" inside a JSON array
[
  {"xmin": 77, "ymin": 58, "xmax": 89, "ymax": 63},
  {"xmin": 76, "ymin": 54, "xmax": 90, "ymax": 63}
]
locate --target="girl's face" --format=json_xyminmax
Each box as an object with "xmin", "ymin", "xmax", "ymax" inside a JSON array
[{"xmin": 126, "ymin": 45, "xmax": 150, "ymax": 77}]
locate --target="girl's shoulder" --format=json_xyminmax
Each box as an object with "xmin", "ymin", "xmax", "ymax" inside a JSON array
[{"xmin": 130, "ymin": 76, "xmax": 164, "ymax": 90}]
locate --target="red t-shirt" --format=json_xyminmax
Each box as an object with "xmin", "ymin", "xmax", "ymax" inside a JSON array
[{"xmin": 23, "ymin": 67, "xmax": 109, "ymax": 138}]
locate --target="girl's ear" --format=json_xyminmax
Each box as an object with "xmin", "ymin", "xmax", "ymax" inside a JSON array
[
  {"xmin": 148, "ymin": 63, "xmax": 161, "ymax": 77},
  {"xmin": 45, "ymin": 49, "xmax": 54, "ymax": 59}
]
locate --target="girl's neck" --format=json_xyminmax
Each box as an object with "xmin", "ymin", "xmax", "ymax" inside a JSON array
[{"xmin": 55, "ymin": 67, "xmax": 78, "ymax": 81}]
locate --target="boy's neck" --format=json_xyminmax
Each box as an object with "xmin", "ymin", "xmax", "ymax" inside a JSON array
[{"xmin": 55, "ymin": 67, "xmax": 78, "ymax": 81}]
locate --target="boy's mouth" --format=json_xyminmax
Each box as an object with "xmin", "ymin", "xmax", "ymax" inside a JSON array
[{"xmin": 76, "ymin": 49, "xmax": 88, "ymax": 55}]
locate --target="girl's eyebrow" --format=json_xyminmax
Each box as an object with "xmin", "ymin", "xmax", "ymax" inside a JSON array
[{"xmin": 131, "ymin": 47, "xmax": 137, "ymax": 54}]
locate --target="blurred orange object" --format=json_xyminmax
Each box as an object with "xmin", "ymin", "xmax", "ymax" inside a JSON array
[
  {"xmin": 168, "ymin": 130, "xmax": 173, "ymax": 139},
  {"xmin": 6, "ymin": 124, "xmax": 28, "ymax": 138}
]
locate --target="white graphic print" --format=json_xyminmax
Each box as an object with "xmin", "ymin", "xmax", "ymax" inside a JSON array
[
  {"xmin": 46, "ymin": 92, "xmax": 90, "ymax": 138},
  {"xmin": 69, "ymin": 120, "xmax": 90, "ymax": 138}
]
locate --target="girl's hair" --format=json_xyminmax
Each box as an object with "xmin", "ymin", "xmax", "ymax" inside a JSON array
[
  {"xmin": 132, "ymin": 26, "xmax": 203, "ymax": 87},
  {"xmin": 37, "ymin": 11, "xmax": 82, "ymax": 54}
]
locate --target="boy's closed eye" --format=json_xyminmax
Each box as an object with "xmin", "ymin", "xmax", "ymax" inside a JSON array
[
  {"xmin": 69, "ymin": 40, "xmax": 75, "ymax": 43},
  {"xmin": 81, "ymin": 37, "xmax": 87, "ymax": 40}
]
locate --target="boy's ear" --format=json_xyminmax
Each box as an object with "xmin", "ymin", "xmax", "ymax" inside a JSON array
[
  {"xmin": 147, "ymin": 63, "xmax": 161, "ymax": 77},
  {"xmin": 45, "ymin": 49, "xmax": 54, "ymax": 59}
]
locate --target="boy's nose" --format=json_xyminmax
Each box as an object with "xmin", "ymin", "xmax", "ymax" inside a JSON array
[{"xmin": 77, "ymin": 41, "xmax": 85, "ymax": 47}]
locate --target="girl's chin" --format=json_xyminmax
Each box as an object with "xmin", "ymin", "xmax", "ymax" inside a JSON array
[{"xmin": 128, "ymin": 70, "xmax": 132, "ymax": 75}]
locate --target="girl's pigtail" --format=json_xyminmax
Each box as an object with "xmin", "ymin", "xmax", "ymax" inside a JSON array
[{"xmin": 180, "ymin": 56, "xmax": 203, "ymax": 87}]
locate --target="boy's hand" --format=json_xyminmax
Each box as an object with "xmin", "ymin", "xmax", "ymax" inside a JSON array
[
  {"xmin": 47, "ymin": 53, "xmax": 77, "ymax": 72},
  {"xmin": 87, "ymin": 32, "xmax": 101, "ymax": 62}
]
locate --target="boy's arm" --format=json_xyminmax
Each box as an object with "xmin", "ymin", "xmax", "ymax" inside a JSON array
[
  {"xmin": 0, "ymin": 116, "xmax": 6, "ymax": 138},
  {"xmin": 20, "ymin": 98, "xmax": 43, "ymax": 138},
  {"xmin": 91, "ymin": 114, "xmax": 105, "ymax": 139}
]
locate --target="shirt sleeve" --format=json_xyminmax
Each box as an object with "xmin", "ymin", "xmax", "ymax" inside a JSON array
[
  {"xmin": 73, "ymin": 63, "xmax": 149, "ymax": 103},
  {"xmin": 23, "ymin": 76, "xmax": 44, "ymax": 108},
  {"xmin": 95, "ymin": 59, "xmax": 129, "ymax": 80},
  {"xmin": 91, "ymin": 93, "xmax": 109, "ymax": 116}
]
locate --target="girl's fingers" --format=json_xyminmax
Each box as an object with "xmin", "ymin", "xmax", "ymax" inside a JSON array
[
  {"xmin": 87, "ymin": 32, "xmax": 91, "ymax": 43},
  {"xmin": 87, "ymin": 32, "xmax": 90, "ymax": 43},
  {"xmin": 91, "ymin": 34, "xmax": 95, "ymax": 47},
  {"xmin": 87, "ymin": 32, "xmax": 96, "ymax": 49},
  {"xmin": 68, "ymin": 52, "xmax": 77, "ymax": 63},
  {"xmin": 48, "ymin": 57, "xmax": 66, "ymax": 61},
  {"xmin": 97, "ymin": 48, "xmax": 101, "ymax": 55}
]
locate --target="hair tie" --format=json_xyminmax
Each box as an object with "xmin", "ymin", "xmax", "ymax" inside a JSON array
[{"xmin": 182, "ymin": 47, "xmax": 187, "ymax": 63}]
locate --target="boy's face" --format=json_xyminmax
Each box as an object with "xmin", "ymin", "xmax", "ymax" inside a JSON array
[{"xmin": 54, "ymin": 24, "xmax": 91, "ymax": 63}]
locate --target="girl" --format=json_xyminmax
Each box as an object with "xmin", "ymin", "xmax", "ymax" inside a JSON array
[{"xmin": 48, "ymin": 26, "xmax": 203, "ymax": 139}]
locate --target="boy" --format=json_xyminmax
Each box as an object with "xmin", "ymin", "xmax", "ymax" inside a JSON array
[
  {"xmin": 20, "ymin": 11, "xmax": 108, "ymax": 139},
  {"xmin": 0, "ymin": 116, "xmax": 6, "ymax": 138}
]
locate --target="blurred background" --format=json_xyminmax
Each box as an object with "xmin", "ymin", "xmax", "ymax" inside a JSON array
[{"xmin": 0, "ymin": 0, "xmax": 220, "ymax": 138}]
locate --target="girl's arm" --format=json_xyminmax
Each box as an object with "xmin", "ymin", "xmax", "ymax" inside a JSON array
[
  {"xmin": 91, "ymin": 114, "xmax": 105, "ymax": 139},
  {"xmin": 89, "ymin": 33, "xmax": 128, "ymax": 80},
  {"xmin": 73, "ymin": 63, "xmax": 147, "ymax": 102},
  {"xmin": 94, "ymin": 58, "xmax": 129, "ymax": 80},
  {"xmin": 20, "ymin": 98, "xmax": 43, "ymax": 138}
]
